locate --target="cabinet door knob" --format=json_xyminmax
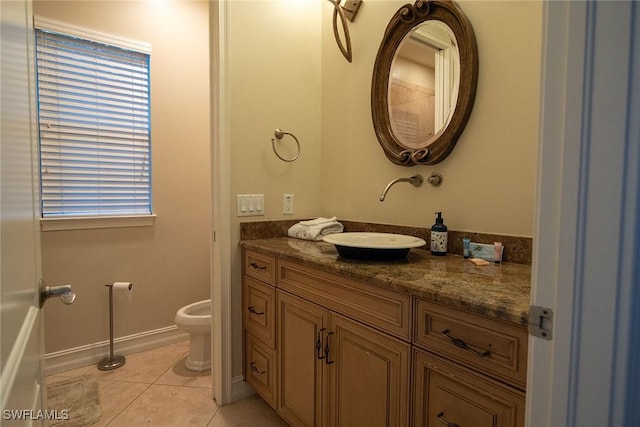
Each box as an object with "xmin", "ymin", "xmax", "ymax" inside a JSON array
[
  {"xmin": 441, "ymin": 329, "xmax": 490, "ymax": 357},
  {"xmin": 436, "ymin": 412, "xmax": 460, "ymax": 427},
  {"xmin": 250, "ymin": 262, "xmax": 267, "ymax": 270},
  {"xmin": 248, "ymin": 305, "xmax": 265, "ymax": 315},
  {"xmin": 250, "ymin": 362, "xmax": 266, "ymax": 375}
]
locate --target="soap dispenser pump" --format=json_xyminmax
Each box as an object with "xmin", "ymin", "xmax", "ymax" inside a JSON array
[{"xmin": 430, "ymin": 211, "xmax": 448, "ymax": 256}]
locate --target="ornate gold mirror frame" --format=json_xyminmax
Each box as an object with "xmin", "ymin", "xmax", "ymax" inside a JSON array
[{"xmin": 371, "ymin": 0, "xmax": 478, "ymax": 166}]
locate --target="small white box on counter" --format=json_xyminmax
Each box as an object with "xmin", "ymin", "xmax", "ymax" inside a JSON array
[{"xmin": 468, "ymin": 242, "xmax": 504, "ymax": 263}]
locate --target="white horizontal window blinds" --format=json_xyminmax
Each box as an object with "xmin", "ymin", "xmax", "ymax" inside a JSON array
[{"xmin": 35, "ymin": 29, "xmax": 151, "ymax": 217}]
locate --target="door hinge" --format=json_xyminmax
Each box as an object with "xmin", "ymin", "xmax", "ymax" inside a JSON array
[{"xmin": 528, "ymin": 305, "xmax": 553, "ymax": 340}]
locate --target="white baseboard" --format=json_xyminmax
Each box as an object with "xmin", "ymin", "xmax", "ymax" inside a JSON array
[
  {"xmin": 45, "ymin": 325, "xmax": 189, "ymax": 375},
  {"xmin": 231, "ymin": 375, "xmax": 255, "ymax": 403}
]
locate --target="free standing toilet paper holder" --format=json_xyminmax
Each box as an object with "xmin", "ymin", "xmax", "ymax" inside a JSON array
[{"xmin": 98, "ymin": 282, "xmax": 133, "ymax": 371}]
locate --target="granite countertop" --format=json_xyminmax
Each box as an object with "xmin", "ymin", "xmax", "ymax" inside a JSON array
[{"xmin": 241, "ymin": 237, "xmax": 531, "ymax": 326}]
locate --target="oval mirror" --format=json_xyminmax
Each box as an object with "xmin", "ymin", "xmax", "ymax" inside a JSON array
[{"xmin": 372, "ymin": 0, "xmax": 478, "ymax": 166}]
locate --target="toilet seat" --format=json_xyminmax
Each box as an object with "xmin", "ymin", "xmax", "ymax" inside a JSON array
[{"xmin": 175, "ymin": 299, "xmax": 210, "ymax": 326}]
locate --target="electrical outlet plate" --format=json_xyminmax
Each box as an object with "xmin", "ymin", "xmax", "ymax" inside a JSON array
[
  {"xmin": 236, "ymin": 194, "xmax": 264, "ymax": 217},
  {"xmin": 283, "ymin": 194, "xmax": 294, "ymax": 215}
]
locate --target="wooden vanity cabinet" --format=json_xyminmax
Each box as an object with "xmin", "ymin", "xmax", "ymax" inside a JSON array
[{"xmin": 242, "ymin": 248, "xmax": 528, "ymax": 427}]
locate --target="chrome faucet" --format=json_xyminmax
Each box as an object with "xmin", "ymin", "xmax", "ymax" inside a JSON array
[
  {"xmin": 379, "ymin": 172, "xmax": 443, "ymax": 201},
  {"xmin": 379, "ymin": 174, "xmax": 424, "ymax": 201}
]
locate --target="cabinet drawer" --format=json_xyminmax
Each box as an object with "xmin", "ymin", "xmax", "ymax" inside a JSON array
[
  {"xmin": 278, "ymin": 259, "xmax": 411, "ymax": 340},
  {"xmin": 245, "ymin": 332, "xmax": 277, "ymax": 410},
  {"xmin": 414, "ymin": 299, "xmax": 527, "ymax": 389},
  {"xmin": 413, "ymin": 348, "xmax": 525, "ymax": 427},
  {"xmin": 244, "ymin": 250, "xmax": 276, "ymax": 285},
  {"xmin": 243, "ymin": 276, "xmax": 276, "ymax": 347}
]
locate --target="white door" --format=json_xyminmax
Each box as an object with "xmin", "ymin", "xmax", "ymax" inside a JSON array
[
  {"xmin": 1, "ymin": 0, "xmax": 47, "ymax": 425},
  {"xmin": 527, "ymin": 1, "xmax": 640, "ymax": 426}
]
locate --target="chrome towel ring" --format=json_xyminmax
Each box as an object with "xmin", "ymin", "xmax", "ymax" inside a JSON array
[{"xmin": 270, "ymin": 129, "xmax": 300, "ymax": 162}]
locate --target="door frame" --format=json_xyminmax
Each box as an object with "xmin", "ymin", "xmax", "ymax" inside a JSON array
[{"xmin": 211, "ymin": 0, "xmax": 233, "ymax": 406}]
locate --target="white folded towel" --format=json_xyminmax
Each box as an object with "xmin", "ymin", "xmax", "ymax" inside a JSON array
[
  {"xmin": 299, "ymin": 216, "xmax": 337, "ymax": 226},
  {"xmin": 287, "ymin": 217, "xmax": 343, "ymax": 241}
]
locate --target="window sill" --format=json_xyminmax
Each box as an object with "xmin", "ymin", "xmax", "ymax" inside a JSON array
[{"xmin": 40, "ymin": 214, "xmax": 156, "ymax": 232}]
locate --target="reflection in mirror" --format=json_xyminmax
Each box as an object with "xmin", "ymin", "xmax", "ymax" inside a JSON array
[
  {"xmin": 371, "ymin": 0, "xmax": 477, "ymax": 166},
  {"xmin": 389, "ymin": 21, "xmax": 459, "ymax": 149}
]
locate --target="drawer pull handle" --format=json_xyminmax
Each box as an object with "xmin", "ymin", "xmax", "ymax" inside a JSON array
[
  {"xmin": 316, "ymin": 328, "xmax": 326, "ymax": 360},
  {"xmin": 324, "ymin": 331, "xmax": 335, "ymax": 365},
  {"xmin": 436, "ymin": 412, "xmax": 460, "ymax": 427},
  {"xmin": 250, "ymin": 362, "xmax": 266, "ymax": 375},
  {"xmin": 248, "ymin": 306, "xmax": 265, "ymax": 315},
  {"xmin": 441, "ymin": 329, "xmax": 490, "ymax": 357},
  {"xmin": 250, "ymin": 262, "xmax": 267, "ymax": 271}
]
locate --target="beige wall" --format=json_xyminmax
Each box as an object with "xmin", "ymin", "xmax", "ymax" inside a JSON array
[
  {"xmin": 228, "ymin": 0, "xmax": 323, "ymax": 375},
  {"xmin": 35, "ymin": 0, "xmax": 212, "ymax": 354},
  {"xmin": 229, "ymin": 0, "xmax": 542, "ymax": 376},
  {"xmin": 321, "ymin": 0, "xmax": 542, "ymax": 236}
]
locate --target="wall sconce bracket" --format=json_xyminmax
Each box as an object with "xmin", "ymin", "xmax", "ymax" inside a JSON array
[{"xmin": 341, "ymin": 0, "xmax": 363, "ymax": 22}]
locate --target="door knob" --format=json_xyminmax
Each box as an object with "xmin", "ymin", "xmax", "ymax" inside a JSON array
[{"xmin": 39, "ymin": 279, "xmax": 76, "ymax": 307}]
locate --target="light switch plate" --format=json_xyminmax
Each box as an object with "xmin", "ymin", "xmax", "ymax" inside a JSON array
[{"xmin": 236, "ymin": 194, "xmax": 264, "ymax": 217}]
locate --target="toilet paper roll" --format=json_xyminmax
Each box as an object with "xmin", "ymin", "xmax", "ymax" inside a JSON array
[{"xmin": 113, "ymin": 282, "xmax": 133, "ymax": 301}]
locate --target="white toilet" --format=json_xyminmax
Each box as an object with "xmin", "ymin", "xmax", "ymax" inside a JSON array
[{"xmin": 175, "ymin": 299, "xmax": 211, "ymax": 372}]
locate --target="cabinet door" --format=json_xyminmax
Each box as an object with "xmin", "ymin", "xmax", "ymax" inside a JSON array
[
  {"xmin": 413, "ymin": 348, "xmax": 525, "ymax": 427},
  {"xmin": 326, "ymin": 313, "xmax": 410, "ymax": 427},
  {"xmin": 277, "ymin": 291, "xmax": 328, "ymax": 427}
]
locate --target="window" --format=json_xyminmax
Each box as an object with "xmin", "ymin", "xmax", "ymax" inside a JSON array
[{"xmin": 35, "ymin": 25, "xmax": 152, "ymax": 220}]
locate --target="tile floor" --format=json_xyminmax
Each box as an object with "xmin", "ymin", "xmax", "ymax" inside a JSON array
[{"xmin": 46, "ymin": 340, "xmax": 288, "ymax": 426}]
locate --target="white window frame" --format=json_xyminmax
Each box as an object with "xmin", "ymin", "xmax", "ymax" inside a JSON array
[{"xmin": 34, "ymin": 17, "xmax": 155, "ymax": 231}]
